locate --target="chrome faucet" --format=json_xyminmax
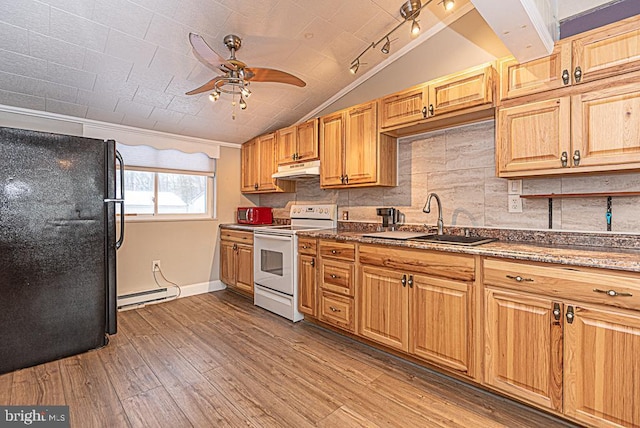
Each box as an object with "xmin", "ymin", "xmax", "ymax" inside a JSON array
[{"xmin": 423, "ymin": 193, "xmax": 444, "ymax": 235}]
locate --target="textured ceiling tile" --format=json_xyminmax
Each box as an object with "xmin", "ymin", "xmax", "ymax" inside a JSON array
[
  {"xmin": 170, "ymin": 0, "xmax": 233, "ymax": 36},
  {"xmin": 127, "ymin": 0, "xmax": 179, "ymax": 18},
  {"xmin": 120, "ymin": 113, "xmax": 158, "ymax": 129},
  {"xmin": 45, "ymin": 98, "xmax": 88, "ymax": 117},
  {"xmin": 29, "ymin": 31, "xmax": 86, "ymax": 69},
  {"xmin": 115, "ymin": 99, "xmax": 154, "ymax": 118},
  {"xmin": 165, "ymin": 76, "xmax": 204, "ymax": 97},
  {"xmin": 38, "ymin": 0, "xmax": 96, "ymax": 20},
  {"xmin": 93, "ymin": 0, "xmax": 153, "ymax": 39},
  {"xmin": 83, "ymin": 49, "xmax": 133, "ymax": 79},
  {"xmin": 148, "ymin": 48, "xmax": 197, "ymax": 80},
  {"xmin": 152, "ymin": 121, "xmax": 183, "ymax": 135},
  {"xmin": 49, "ymin": 7, "xmax": 109, "ymax": 51},
  {"xmin": 330, "ymin": 0, "xmax": 382, "ymax": 34},
  {"xmin": 47, "ymin": 62, "xmax": 96, "ymax": 90},
  {"xmin": 0, "ymin": 71, "xmax": 78, "ymax": 103},
  {"xmin": 76, "ymin": 88, "xmax": 121, "ymax": 111},
  {"xmin": 93, "ymin": 75, "xmax": 138, "ymax": 99},
  {"xmin": 0, "ymin": 21, "xmax": 29, "ymax": 55},
  {"xmin": 85, "ymin": 106, "xmax": 125, "ymax": 123},
  {"xmin": 167, "ymin": 95, "xmax": 205, "ymax": 116},
  {"xmin": 127, "ymin": 68, "xmax": 173, "ymax": 92},
  {"xmin": 0, "ymin": 0, "xmax": 50, "ymax": 35},
  {"xmin": 0, "ymin": 89, "xmax": 45, "ymax": 110},
  {"xmin": 144, "ymin": 14, "xmax": 191, "ymax": 56},
  {"xmin": 0, "ymin": 49, "xmax": 48, "ymax": 80},
  {"xmin": 295, "ymin": 17, "xmax": 341, "ymax": 54},
  {"xmin": 105, "ymin": 29, "xmax": 157, "ymax": 67},
  {"xmin": 216, "ymin": 0, "xmax": 276, "ymax": 22},
  {"xmin": 148, "ymin": 107, "xmax": 185, "ymax": 124},
  {"xmin": 132, "ymin": 86, "xmax": 174, "ymax": 108},
  {"xmin": 260, "ymin": 1, "xmax": 316, "ymax": 40}
]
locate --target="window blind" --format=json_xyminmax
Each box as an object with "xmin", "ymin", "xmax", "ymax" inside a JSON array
[{"xmin": 116, "ymin": 143, "xmax": 216, "ymax": 176}]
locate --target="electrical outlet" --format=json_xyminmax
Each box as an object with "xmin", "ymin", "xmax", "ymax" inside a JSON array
[
  {"xmin": 152, "ymin": 260, "xmax": 161, "ymax": 272},
  {"xmin": 508, "ymin": 195, "xmax": 523, "ymax": 213}
]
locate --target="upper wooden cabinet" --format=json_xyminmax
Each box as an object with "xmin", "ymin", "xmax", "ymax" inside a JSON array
[
  {"xmin": 379, "ymin": 63, "xmax": 495, "ymax": 131},
  {"xmin": 276, "ymin": 118, "xmax": 319, "ymax": 166},
  {"xmin": 497, "ymin": 80, "xmax": 640, "ymax": 177},
  {"xmin": 500, "ymin": 15, "xmax": 640, "ymax": 101},
  {"xmin": 319, "ymin": 101, "xmax": 397, "ymax": 189},
  {"xmin": 241, "ymin": 133, "xmax": 294, "ymax": 193}
]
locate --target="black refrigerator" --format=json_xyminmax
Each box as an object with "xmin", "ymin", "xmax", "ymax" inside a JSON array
[{"xmin": 0, "ymin": 127, "xmax": 124, "ymax": 375}]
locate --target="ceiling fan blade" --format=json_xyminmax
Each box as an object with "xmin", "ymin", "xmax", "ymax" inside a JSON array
[
  {"xmin": 189, "ymin": 33, "xmax": 236, "ymax": 73},
  {"xmin": 245, "ymin": 67, "xmax": 306, "ymax": 87},
  {"xmin": 185, "ymin": 77, "xmax": 223, "ymax": 95}
]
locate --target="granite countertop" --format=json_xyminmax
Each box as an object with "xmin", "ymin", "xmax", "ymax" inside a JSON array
[
  {"xmin": 219, "ymin": 223, "xmax": 275, "ymax": 232},
  {"xmin": 297, "ymin": 229, "xmax": 640, "ymax": 274}
]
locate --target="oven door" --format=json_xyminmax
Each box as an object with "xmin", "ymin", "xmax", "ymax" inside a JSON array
[{"xmin": 253, "ymin": 232, "xmax": 295, "ymax": 295}]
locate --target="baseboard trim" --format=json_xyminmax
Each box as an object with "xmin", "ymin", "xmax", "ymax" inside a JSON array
[{"xmin": 117, "ymin": 280, "xmax": 226, "ymax": 310}]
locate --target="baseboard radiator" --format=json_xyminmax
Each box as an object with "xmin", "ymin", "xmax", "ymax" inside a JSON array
[{"xmin": 117, "ymin": 288, "xmax": 171, "ymax": 310}]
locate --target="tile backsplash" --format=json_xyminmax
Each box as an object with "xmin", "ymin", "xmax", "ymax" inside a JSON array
[{"xmin": 259, "ymin": 120, "xmax": 640, "ymax": 234}]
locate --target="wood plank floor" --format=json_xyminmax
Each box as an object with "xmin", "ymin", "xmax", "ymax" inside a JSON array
[{"xmin": 0, "ymin": 290, "xmax": 578, "ymax": 427}]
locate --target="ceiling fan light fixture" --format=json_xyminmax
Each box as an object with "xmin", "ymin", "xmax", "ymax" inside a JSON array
[
  {"xmin": 381, "ymin": 37, "xmax": 391, "ymax": 55},
  {"xmin": 240, "ymin": 86, "xmax": 251, "ymax": 98},
  {"xmin": 443, "ymin": 0, "xmax": 455, "ymax": 10},
  {"xmin": 239, "ymin": 96, "xmax": 247, "ymax": 110},
  {"xmin": 209, "ymin": 91, "xmax": 220, "ymax": 102},
  {"xmin": 410, "ymin": 19, "xmax": 421, "ymax": 37}
]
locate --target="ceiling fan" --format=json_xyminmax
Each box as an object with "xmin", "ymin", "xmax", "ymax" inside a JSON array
[{"xmin": 185, "ymin": 33, "xmax": 306, "ymax": 114}]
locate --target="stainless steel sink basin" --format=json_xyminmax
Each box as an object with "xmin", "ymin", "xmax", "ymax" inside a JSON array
[{"xmin": 409, "ymin": 234, "xmax": 497, "ymax": 246}]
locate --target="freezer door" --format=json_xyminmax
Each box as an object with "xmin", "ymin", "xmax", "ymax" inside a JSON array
[{"xmin": 0, "ymin": 127, "xmax": 114, "ymax": 374}]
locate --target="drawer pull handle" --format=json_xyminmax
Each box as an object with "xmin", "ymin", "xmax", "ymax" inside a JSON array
[
  {"xmin": 329, "ymin": 306, "xmax": 341, "ymax": 312},
  {"xmin": 593, "ymin": 288, "xmax": 633, "ymax": 297},
  {"xmin": 506, "ymin": 275, "xmax": 534, "ymax": 283},
  {"xmin": 331, "ymin": 250, "xmax": 339, "ymax": 254},
  {"xmin": 310, "ymin": 258, "xmax": 315, "ymax": 267},
  {"xmin": 302, "ymin": 245, "xmax": 309, "ymax": 249},
  {"xmin": 330, "ymin": 274, "xmax": 340, "ymax": 279}
]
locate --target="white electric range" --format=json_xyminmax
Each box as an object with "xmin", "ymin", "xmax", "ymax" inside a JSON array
[{"xmin": 253, "ymin": 204, "xmax": 337, "ymax": 321}]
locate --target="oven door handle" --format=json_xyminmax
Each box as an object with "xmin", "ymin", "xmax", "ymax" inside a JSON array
[{"xmin": 254, "ymin": 233, "xmax": 293, "ymax": 241}]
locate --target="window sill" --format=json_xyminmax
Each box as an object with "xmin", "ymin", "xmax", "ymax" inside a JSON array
[{"xmin": 119, "ymin": 215, "xmax": 217, "ymax": 223}]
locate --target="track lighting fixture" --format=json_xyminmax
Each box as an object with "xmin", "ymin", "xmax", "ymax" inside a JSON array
[
  {"xmin": 348, "ymin": 0, "xmax": 454, "ymax": 74},
  {"xmin": 381, "ymin": 37, "xmax": 391, "ymax": 54},
  {"xmin": 442, "ymin": 0, "xmax": 455, "ymax": 10}
]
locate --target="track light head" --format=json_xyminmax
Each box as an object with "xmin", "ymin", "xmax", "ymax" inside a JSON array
[
  {"xmin": 349, "ymin": 60, "xmax": 360, "ymax": 74},
  {"xmin": 443, "ymin": 0, "xmax": 455, "ymax": 10},
  {"xmin": 381, "ymin": 38, "xmax": 391, "ymax": 55},
  {"xmin": 411, "ymin": 19, "xmax": 421, "ymax": 37}
]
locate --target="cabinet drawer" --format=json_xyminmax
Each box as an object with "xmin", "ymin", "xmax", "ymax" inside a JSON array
[
  {"xmin": 359, "ymin": 244, "xmax": 475, "ymax": 282},
  {"xmin": 319, "ymin": 291, "xmax": 354, "ymax": 332},
  {"xmin": 483, "ymin": 258, "xmax": 640, "ymax": 311},
  {"xmin": 319, "ymin": 240, "xmax": 356, "ymax": 261},
  {"xmin": 298, "ymin": 237, "xmax": 317, "ymax": 255},
  {"xmin": 220, "ymin": 229, "xmax": 253, "ymax": 245},
  {"xmin": 321, "ymin": 259, "xmax": 354, "ymax": 296}
]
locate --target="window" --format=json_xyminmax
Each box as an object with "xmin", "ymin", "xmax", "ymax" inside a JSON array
[{"xmin": 116, "ymin": 143, "xmax": 216, "ymax": 219}]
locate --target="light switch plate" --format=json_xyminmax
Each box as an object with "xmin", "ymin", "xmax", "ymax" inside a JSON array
[
  {"xmin": 508, "ymin": 195, "xmax": 523, "ymax": 213},
  {"xmin": 508, "ymin": 179, "xmax": 522, "ymax": 195}
]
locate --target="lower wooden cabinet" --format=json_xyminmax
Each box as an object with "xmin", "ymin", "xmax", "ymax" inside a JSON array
[
  {"xmin": 317, "ymin": 239, "xmax": 356, "ymax": 332},
  {"xmin": 319, "ymin": 291, "xmax": 354, "ymax": 331},
  {"xmin": 219, "ymin": 230, "xmax": 253, "ymax": 296},
  {"xmin": 484, "ymin": 288, "xmax": 563, "ymax": 411}
]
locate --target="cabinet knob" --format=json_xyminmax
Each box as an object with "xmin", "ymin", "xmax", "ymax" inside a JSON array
[
  {"xmin": 560, "ymin": 151, "xmax": 568, "ymax": 167},
  {"xmin": 574, "ymin": 66, "xmax": 582, "ymax": 83},
  {"xmin": 330, "ymin": 274, "xmax": 340, "ymax": 279},
  {"xmin": 254, "ymin": 183, "xmax": 259, "ymax": 190},
  {"xmin": 562, "ymin": 69, "xmax": 570, "ymax": 85},
  {"xmin": 572, "ymin": 150, "xmax": 581, "ymax": 166},
  {"xmin": 593, "ymin": 288, "xmax": 632, "ymax": 297},
  {"xmin": 344, "ymin": 174, "xmax": 349, "ymax": 184},
  {"xmin": 329, "ymin": 306, "xmax": 341, "ymax": 312},
  {"xmin": 422, "ymin": 106, "xmax": 428, "ymax": 118},
  {"xmin": 401, "ymin": 274, "xmax": 407, "ymax": 287},
  {"xmin": 566, "ymin": 306, "xmax": 575, "ymax": 324},
  {"xmin": 506, "ymin": 274, "xmax": 534, "ymax": 283},
  {"xmin": 292, "ymin": 153, "xmax": 296, "ymax": 160},
  {"xmin": 408, "ymin": 275, "xmax": 413, "ymax": 288},
  {"xmin": 330, "ymin": 250, "xmax": 339, "ymax": 255},
  {"xmin": 553, "ymin": 303, "xmax": 561, "ymax": 321},
  {"xmin": 428, "ymin": 104, "xmax": 434, "ymax": 116},
  {"xmin": 340, "ymin": 175, "xmax": 345, "ymax": 184},
  {"xmin": 310, "ymin": 258, "xmax": 315, "ymax": 267}
]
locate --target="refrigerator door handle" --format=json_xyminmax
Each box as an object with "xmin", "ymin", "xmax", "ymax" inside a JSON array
[{"xmin": 104, "ymin": 150, "xmax": 126, "ymax": 250}]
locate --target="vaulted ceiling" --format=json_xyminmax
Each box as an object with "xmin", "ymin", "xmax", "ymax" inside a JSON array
[{"xmin": 0, "ymin": 0, "xmax": 616, "ymax": 144}]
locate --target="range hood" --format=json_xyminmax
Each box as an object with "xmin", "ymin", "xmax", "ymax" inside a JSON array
[{"xmin": 272, "ymin": 160, "xmax": 320, "ymax": 180}]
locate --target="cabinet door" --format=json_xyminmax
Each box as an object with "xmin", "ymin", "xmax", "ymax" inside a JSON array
[
  {"xmin": 296, "ymin": 119, "xmax": 319, "ymax": 162},
  {"xmin": 572, "ymin": 82, "xmax": 640, "ymax": 171},
  {"xmin": 220, "ymin": 241, "xmax": 237, "ymax": 287},
  {"xmin": 572, "ymin": 17, "xmax": 640, "ymax": 85},
  {"xmin": 497, "ymin": 97, "xmax": 571, "ymax": 176},
  {"xmin": 298, "ymin": 254, "xmax": 316, "ymax": 316},
  {"xmin": 410, "ymin": 274, "xmax": 472, "ymax": 374},
  {"xmin": 235, "ymin": 244, "xmax": 253, "ymax": 295},
  {"xmin": 257, "ymin": 133, "xmax": 277, "ymax": 191},
  {"xmin": 564, "ymin": 304, "xmax": 640, "ymax": 427},
  {"xmin": 484, "ymin": 288, "xmax": 563, "ymax": 411},
  {"xmin": 241, "ymin": 139, "xmax": 259, "ymax": 192},
  {"xmin": 379, "ymin": 84, "xmax": 429, "ymax": 128},
  {"xmin": 429, "ymin": 64, "xmax": 493, "ymax": 116},
  {"xmin": 319, "ymin": 111, "xmax": 345, "ymax": 187},
  {"xmin": 344, "ymin": 102, "xmax": 377, "ymax": 185},
  {"xmin": 359, "ymin": 265, "xmax": 408, "ymax": 352},
  {"xmin": 276, "ymin": 125, "xmax": 297, "ymax": 166},
  {"xmin": 499, "ymin": 42, "xmax": 572, "ymax": 100}
]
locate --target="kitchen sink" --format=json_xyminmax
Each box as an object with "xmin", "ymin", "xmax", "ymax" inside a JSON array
[{"xmin": 409, "ymin": 234, "xmax": 497, "ymax": 246}]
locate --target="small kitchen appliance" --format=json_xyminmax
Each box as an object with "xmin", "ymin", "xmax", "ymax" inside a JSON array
[{"xmin": 237, "ymin": 206, "xmax": 273, "ymax": 224}]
